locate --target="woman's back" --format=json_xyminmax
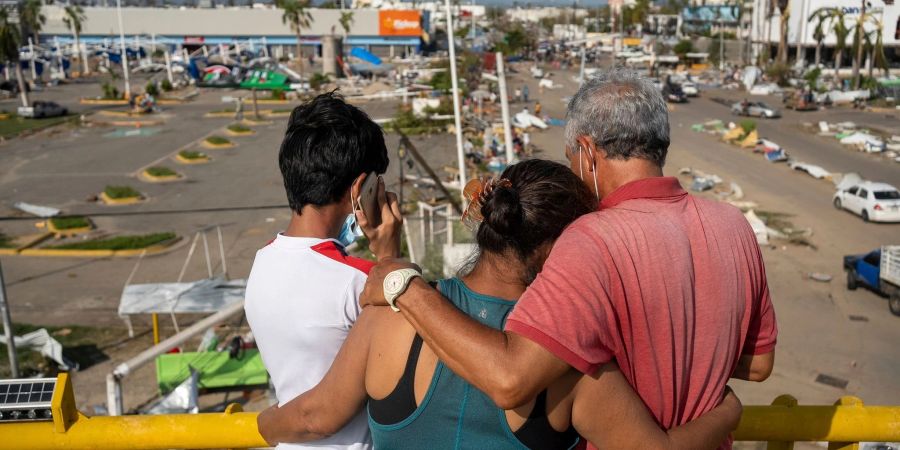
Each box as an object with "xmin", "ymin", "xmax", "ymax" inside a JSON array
[{"xmin": 364, "ymin": 278, "xmax": 579, "ymax": 450}]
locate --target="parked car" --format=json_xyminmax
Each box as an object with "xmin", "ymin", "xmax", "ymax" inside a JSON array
[
  {"xmin": 17, "ymin": 101, "xmax": 68, "ymax": 119},
  {"xmin": 833, "ymin": 181, "xmax": 900, "ymax": 222},
  {"xmin": 681, "ymin": 81, "xmax": 700, "ymax": 97},
  {"xmin": 844, "ymin": 246, "xmax": 900, "ymax": 316},
  {"xmin": 731, "ymin": 101, "xmax": 781, "ymax": 118}
]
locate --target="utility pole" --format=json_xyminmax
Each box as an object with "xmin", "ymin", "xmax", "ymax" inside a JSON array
[
  {"xmin": 115, "ymin": 0, "xmax": 131, "ymax": 99},
  {"xmin": 852, "ymin": 0, "xmax": 867, "ymax": 89},
  {"xmin": 444, "ymin": 0, "xmax": 468, "ymax": 194},
  {"xmin": 496, "ymin": 52, "xmax": 514, "ymax": 164},
  {"xmin": 0, "ymin": 261, "xmax": 19, "ymax": 378}
]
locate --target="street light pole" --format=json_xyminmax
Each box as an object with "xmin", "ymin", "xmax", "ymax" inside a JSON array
[
  {"xmin": 444, "ymin": 0, "xmax": 468, "ymax": 194},
  {"xmin": 115, "ymin": 0, "xmax": 131, "ymax": 99},
  {"xmin": 0, "ymin": 260, "xmax": 19, "ymax": 378}
]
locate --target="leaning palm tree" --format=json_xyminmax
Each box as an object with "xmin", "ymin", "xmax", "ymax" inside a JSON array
[
  {"xmin": 338, "ymin": 11, "xmax": 354, "ymax": 41},
  {"xmin": 808, "ymin": 8, "xmax": 830, "ymax": 68},
  {"xmin": 822, "ymin": 8, "xmax": 851, "ymax": 79},
  {"xmin": 775, "ymin": 0, "xmax": 790, "ymax": 64},
  {"xmin": 63, "ymin": 5, "xmax": 88, "ymax": 75},
  {"xmin": 864, "ymin": 17, "xmax": 888, "ymax": 79},
  {"xmin": 277, "ymin": 0, "xmax": 313, "ymax": 75},
  {"xmin": 0, "ymin": 7, "xmax": 29, "ymax": 107},
  {"xmin": 17, "ymin": 0, "xmax": 45, "ymax": 45}
]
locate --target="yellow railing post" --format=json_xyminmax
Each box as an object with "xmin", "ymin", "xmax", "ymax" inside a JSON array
[
  {"xmin": 767, "ymin": 394, "xmax": 798, "ymax": 450},
  {"xmin": 827, "ymin": 396, "xmax": 863, "ymax": 450},
  {"xmin": 151, "ymin": 313, "xmax": 160, "ymax": 345}
]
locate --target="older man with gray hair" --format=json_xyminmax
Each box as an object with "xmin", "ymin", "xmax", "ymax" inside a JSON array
[{"xmin": 362, "ymin": 67, "xmax": 777, "ymax": 448}]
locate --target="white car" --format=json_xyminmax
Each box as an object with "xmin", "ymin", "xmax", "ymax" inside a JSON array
[
  {"xmin": 682, "ymin": 81, "xmax": 699, "ymax": 97},
  {"xmin": 833, "ymin": 181, "xmax": 900, "ymax": 222}
]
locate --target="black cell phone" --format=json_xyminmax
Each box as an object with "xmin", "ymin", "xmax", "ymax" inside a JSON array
[{"xmin": 357, "ymin": 173, "xmax": 380, "ymax": 226}]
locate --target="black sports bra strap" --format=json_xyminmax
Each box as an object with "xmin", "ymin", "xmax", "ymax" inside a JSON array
[{"xmin": 403, "ymin": 334, "xmax": 424, "ymax": 386}]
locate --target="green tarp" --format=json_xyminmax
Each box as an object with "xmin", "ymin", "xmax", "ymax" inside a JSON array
[
  {"xmin": 155, "ymin": 350, "xmax": 268, "ymax": 393},
  {"xmin": 239, "ymin": 70, "xmax": 289, "ymax": 90}
]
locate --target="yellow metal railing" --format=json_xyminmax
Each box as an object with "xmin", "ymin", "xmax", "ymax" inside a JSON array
[{"xmin": 3, "ymin": 374, "xmax": 899, "ymax": 449}]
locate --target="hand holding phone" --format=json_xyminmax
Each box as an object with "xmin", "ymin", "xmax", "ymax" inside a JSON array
[{"xmin": 355, "ymin": 174, "xmax": 403, "ymax": 261}]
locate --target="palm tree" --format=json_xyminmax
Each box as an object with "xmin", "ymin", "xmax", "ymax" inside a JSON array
[
  {"xmin": 864, "ymin": 17, "xmax": 887, "ymax": 79},
  {"xmin": 775, "ymin": 0, "xmax": 789, "ymax": 64},
  {"xmin": 277, "ymin": 0, "xmax": 313, "ymax": 75},
  {"xmin": 808, "ymin": 8, "xmax": 829, "ymax": 68},
  {"xmin": 0, "ymin": 7, "xmax": 29, "ymax": 107},
  {"xmin": 17, "ymin": 0, "xmax": 45, "ymax": 45},
  {"xmin": 339, "ymin": 11, "xmax": 354, "ymax": 41},
  {"xmin": 851, "ymin": 0, "xmax": 869, "ymax": 89},
  {"xmin": 817, "ymin": 8, "xmax": 850, "ymax": 78},
  {"xmin": 63, "ymin": 5, "xmax": 88, "ymax": 75}
]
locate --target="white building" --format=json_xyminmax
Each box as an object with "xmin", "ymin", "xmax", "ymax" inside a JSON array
[
  {"xmin": 751, "ymin": 0, "xmax": 900, "ymax": 59},
  {"xmin": 505, "ymin": 7, "xmax": 589, "ymax": 23}
]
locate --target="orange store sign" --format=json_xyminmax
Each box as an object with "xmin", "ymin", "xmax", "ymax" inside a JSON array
[{"xmin": 379, "ymin": 11, "xmax": 422, "ymax": 36}]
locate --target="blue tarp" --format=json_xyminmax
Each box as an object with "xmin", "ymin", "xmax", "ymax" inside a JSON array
[
  {"xmin": 765, "ymin": 149, "xmax": 787, "ymax": 162},
  {"xmin": 349, "ymin": 47, "xmax": 382, "ymax": 66},
  {"xmin": 681, "ymin": 6, "xmax": 740, "ymax": 23}
]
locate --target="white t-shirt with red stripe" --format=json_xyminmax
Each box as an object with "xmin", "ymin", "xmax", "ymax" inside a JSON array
[{"xmin": 245, "ymin": 234, "xmax": 374, "ymax": 450}]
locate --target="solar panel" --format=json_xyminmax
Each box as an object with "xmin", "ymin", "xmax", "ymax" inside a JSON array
[{"xmin": 0, "ymin": 378, "xmax": 56, "ymax": 422}]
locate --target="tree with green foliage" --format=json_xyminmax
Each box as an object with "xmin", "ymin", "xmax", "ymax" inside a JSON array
[
  {"xmin": 338, "ymin": 11, "xmax": 354, "ymax": 40},
  {"xmin": 496, "ymin": 25, "xmax": 529, "ymax": 56},
  {"xmin": 17, "ymin": 0, "xmax": 45, "ymax": 45},
  {"xmin": 276, "ymin": 0, "xmax": 313, "ymax": 76},
  {"xmin": 673, "ymin": 39, "xmax": 693, "ymax": 60},
  {"xmin": 808, "ymin": 8, "xmax": 829, "ymax": 68},
  {"xmin": 0, "ymin": 8, "xmax": 28, "ymax": 107},
  {"xmin": 63, "ymin": 5, "xmax": 87, "ymax": 75}
]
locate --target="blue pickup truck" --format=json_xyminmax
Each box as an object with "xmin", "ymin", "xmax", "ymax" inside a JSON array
[{"xmin": 844, "ymin": 246, "xmax": 900, "ymax": 316}]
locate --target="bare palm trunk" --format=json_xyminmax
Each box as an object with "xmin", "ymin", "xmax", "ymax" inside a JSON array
[
  {"xmin": 15, "ymin": 63, "xmax": 29, "ymax": 108},
  {"xmin": 814, "ymin": 41, "xmax": 821, "ymax": 67},
  {"xmin": 777, "ymin": 11, "xmax": 789, "ymax": 63},
  {"xmin": 74, "ymin": 32, "xmax": 87, "ymax": 75},
  {"xmin": 851, "ymin": 0, "xmax": 866, "ymax": 89},
  {"xmin": 867, "ymin": 48, "xmax": 874, "ymax": 79},
  {"xmin": 295, "ymin": 30, "xmax": 304, "ymax": 77},
  {"xmin": 835, "ymin": 49, "xmax": 842, "ymax": 78}
]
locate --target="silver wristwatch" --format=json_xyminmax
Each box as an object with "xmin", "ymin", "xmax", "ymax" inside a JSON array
[{"xmin": 383, "ymin": 268, "xmax": 422, "ymax": 312}]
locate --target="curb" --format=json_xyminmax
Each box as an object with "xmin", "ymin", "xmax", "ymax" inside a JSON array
[
  {"xmin": 80, "ymin": 98, "xmax": 129, "ymax": 105},
  {"xmin": 201, "ymin": 140, "xmax": 236, "ymax": 150},
  {"xmin": 242, "ymin": 99, "xmax": 291, "ymax": 105},
  {"xmin": 100, "ymin": 191, "xmax": 144, "ymax": 206},
  {"xmin": 242, "ymin": 118, "xmax": 274, "ymax": 125},
  {"xmin": 47, "ymin": 220, "xmax": 92, "ymax": 237},
  {"xmin": 225, "ymin": 129, "xmax": 256, "ymax": 137},
  {"xmin": 0, "ymin": 232, "xmax": 54, "ymax": 255},
  {"xmin": 158, "ymin": 99, "xmax": 188, "ymax": 105},
  {"xmin": 204, "ymin": 112, "xmax": 237, "ymax": 118},
  {"xmin": 98, "ymin": 110, "xmax": 142, "ymax": 117},
  {"xmin": 174, "ymin": 153, "xmax": 211, "ymax": 164},
  {"xmin": 17, "ymin": 236, "xmax": 183, "ymax": 258},
  {"xmin": 140, "ymin": 170, "xmax": 183, "ymax": 183}
]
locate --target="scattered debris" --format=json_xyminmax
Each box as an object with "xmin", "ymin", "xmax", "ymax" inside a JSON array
[
  {"xmin": 808, "ymin": 272, "xmax": 833, "ymax": 282},
  {"xmin": 744, "ymin": 210, "xmax": 769, "ymax": 245},
  {"xmin": 14, "ymin": 202, "xmax": 61, "ymax": 218},
  {"xmin": 0, "ymin": 328, "xmax": 77, "ymax": 370},
  {"xmin": 788, "ymin": 161, "xmax": 831, "ymax": 180}
]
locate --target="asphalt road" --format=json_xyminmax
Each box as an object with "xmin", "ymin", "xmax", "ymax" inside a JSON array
[{"xmin": 1, "ymin": 70, "xmax": 898, "ymax": 414}]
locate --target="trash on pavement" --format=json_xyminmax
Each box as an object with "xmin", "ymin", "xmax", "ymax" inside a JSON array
[
  {"xmin": 13, "ymin": 201, "xmax": 60, "ymax": 217},
  {"xmin": 808, "ymin": 273, "xmax": 833, "ymax": 282},
  {"xmin": 0, "ymin": 328, "xmax": 77, "ymax": 370},
  {"xmin": 840, "ymin": 132, "xmax": 885, "ymax": 152},
  {"xmin": 744, "ymin": 210, "xmax": 769, "ymax": 245},
  {"xmin": 765, "ymin": 148, "xmax": 788, "ymax": 162},
  {"xmin": 834, "ymin": 172, "xmax": 863, "ymax": 190},
  {"xmin": 788, "ymin": 161, "xmax": 831, "ymax": 179}
]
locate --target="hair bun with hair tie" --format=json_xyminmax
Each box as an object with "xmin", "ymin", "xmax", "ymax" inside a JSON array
[{"xmin": 481, "ymin": 179, "xmax": 522, "ymax": 236}]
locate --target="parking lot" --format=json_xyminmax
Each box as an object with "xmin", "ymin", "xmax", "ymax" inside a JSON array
[{"xmin": 0, "ymin": 68, "xmax": 898, "ymax": 416}]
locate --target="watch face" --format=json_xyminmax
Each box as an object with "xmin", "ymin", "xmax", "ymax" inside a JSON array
[{"xmin": 385, "ymin": 272, "xmax": 405, "ymax": 295}]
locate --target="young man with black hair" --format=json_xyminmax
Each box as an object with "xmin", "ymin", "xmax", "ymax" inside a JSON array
[{"xmin": 245, "ymin": 92, "xmax": 401, "ymax": 450}]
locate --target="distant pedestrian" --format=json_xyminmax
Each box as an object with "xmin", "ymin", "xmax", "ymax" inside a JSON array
[
  {"xmin": 534, "ymin": 101, "xmax": 542, "ymax": 116},
  {"xmin": 522, "ymin": 85, "xmax": 530, "ymax": 103}
]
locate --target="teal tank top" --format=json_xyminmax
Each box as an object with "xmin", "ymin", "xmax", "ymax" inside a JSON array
[{"xmin": 367, "ymin": 277, "xmax": 579, "ymax": 450}]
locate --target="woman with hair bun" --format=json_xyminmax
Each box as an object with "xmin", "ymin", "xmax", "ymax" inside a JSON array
[{"xmin": 258, "ymin": 159, "xmax": 742, "ymax": 450}]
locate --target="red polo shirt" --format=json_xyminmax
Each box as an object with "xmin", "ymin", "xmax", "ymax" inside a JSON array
[{"xmin": 505, "ymin": 177, "xmax": 776, "ymax": 441}]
